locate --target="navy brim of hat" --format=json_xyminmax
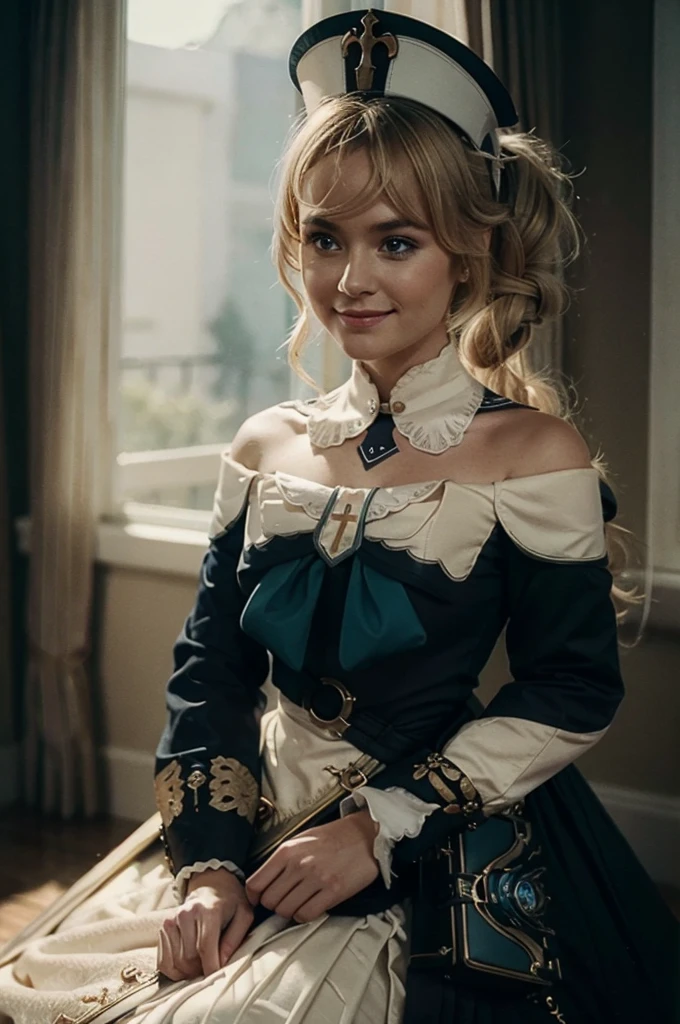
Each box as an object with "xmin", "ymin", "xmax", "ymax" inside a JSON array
[{"xmin": 288, "ymin": 8, "xmax": 518, "ymax": 201}]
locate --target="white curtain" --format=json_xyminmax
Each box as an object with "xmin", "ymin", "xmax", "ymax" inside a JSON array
[
  {"xmin": 25, "ymin": 0, "xmax": 126, "ymax": 817},
  {"xmin": 385, "ymin": 0, "xmax": 469, "ymax": 38}
]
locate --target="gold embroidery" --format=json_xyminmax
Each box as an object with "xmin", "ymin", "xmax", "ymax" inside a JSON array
[
  {"xmin": 209, "ymin": 756, "xmax": 258, "ymax": 823},
  {"xmin": 460, "ymin": 776, "xmax": 477, "ymax": 801},
  {"xmin": 51, "ymin": 964, "xmax": 159, "ymax": 1024},
  {"xmin": 412, "ymin": 753, "xmax": 481, "ymax": 816},
  {"xmin": 153, "ymin": 759, "xmax": 184, "ymax": 827},
  {"xmin": 80, "ymin": 989, "xmax": 109, "ymax": 1007},
  {"xmin": 546, "ymin": 995, "xmax": 568, "ymax": 1022},
  {"xmin": 413, "ymin": 749, "xmax": 462, "ymax": 811},
  {"xmin": 187, "ymin": 768, "xmax": 207, "ymax": 810}
]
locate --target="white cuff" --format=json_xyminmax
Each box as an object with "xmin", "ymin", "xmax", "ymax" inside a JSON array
[
  {"xmin": 340, "ymin": 785, "xmax": 439, "ymax": 888},
  {"xmin": 172, "ymin": 859, "xmax": 244, "ymax": 903}
]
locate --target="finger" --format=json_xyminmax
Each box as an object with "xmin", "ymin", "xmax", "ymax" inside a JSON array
[
  {"xmin": 257, "ymin": 867, "xmax": 301, "ymax": 912},
  {"xmin": 196, "ymin": 912, "xmax": 223, "ymax": 978},
  {"xmin": 177, "ymin": 914, "xmax": 198, "ymax": 963},
  {"xmin": 293, "ymin": 892, "xmax": 332, "ymax": 924},
  {"xmin": 245, "ymin": 854, "xmax": 286, "ymax": 903},
  {"xmin": 273, "ymin": 879, "xmax": 322, "ymax": 921},
  {"xmin": 219, "ymin": 906, "xmax": 253, "ymax": 966},
  {"xmin": 168, "ymin": 918, "xmax": 202, "ymax": 979},
  {"xmin": 157, "ymin": 926, "xmax": 186, "ymax": 982}
]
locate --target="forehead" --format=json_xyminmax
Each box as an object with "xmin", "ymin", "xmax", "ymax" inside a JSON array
[{"xmin": 298, "ymin": 148, "xmax": 428, "ymax": 226}]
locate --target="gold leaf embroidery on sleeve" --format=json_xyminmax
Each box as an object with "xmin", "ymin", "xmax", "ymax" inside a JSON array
[
  {"xmin": 154, "ymin": 759, "xmax": 184, "ymax": 827},
  {"xmin": 412, "ymin": 753, "xmax": 482, "ymax": 816},
  {"xmin": 209, "ymin": 756, "xmax": 259, "ymax": 823}
]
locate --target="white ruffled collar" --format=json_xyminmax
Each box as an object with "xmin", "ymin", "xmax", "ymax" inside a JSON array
[{"xmin": 301, "ymin": 341, "xmax": 486, "ymax": 455}]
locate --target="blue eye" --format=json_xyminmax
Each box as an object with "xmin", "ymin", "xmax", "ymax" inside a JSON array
[
  {"xmin": 382, "ymin": 237, "xmax": 416, "ymax": 257},
  {"xmin": 308, "ymin": 233, "xmax": 339, "ymax": 252},
  {"xmin": 304, "ymin": 232, "xmax": 417, "ymax": 257}
]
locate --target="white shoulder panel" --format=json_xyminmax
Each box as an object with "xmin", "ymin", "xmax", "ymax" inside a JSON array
[
  {"xmin": 208, "ymin": 451, "xmax": 260, "ymax": 540},
  {"xmin": 493, "ymin": 468, "xmax": 606, "ymax": 562}
]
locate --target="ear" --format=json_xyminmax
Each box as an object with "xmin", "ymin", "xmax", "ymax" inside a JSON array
[{"xmin": 482, "ymin": 227, "xmax": 492, "ymax": 252}]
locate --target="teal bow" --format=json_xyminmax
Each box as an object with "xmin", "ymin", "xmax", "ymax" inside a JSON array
[{"xmin": 240, "ymin": 553, "xmax": 426, "ymax": 672}]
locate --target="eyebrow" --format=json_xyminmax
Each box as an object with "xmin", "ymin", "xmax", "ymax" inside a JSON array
[{"xmin": 301, "ymin": 215, "xmax": 430, "ymax": 233}]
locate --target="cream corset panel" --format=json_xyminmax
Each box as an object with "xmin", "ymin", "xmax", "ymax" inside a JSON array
[
  {"xmin": 209, "ymin": 451, "xmax": 608, "ymax": 578},
  {"xmin": 371, "ymin": 466, "xmax": 608, "ymax": 578},
  {"xmin": 246, "ymin": 472, "xmax": 443, "ymax": 564}
]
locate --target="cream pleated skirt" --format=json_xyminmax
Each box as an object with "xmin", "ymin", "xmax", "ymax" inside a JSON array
[{"xmin": 0, "ymin": 697, "xmax": 409, "ymax": 1024}]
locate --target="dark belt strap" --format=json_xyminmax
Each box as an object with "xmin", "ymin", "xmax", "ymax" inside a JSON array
[{"xmin": 272, "ymin": 660, "xmax": 479, "ymax": 764}]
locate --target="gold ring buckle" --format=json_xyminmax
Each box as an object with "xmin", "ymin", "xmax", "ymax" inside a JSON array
[{"xmin": 307, "ymin": 677, "xmax": 355, "ymax": 736}]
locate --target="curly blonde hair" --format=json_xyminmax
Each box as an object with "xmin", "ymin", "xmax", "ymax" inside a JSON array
[{"xmin": 271, "ymin": 94, "xmax": 644, "ymax": 634}]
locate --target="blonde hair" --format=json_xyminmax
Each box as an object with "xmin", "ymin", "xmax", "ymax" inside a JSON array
[{"xmin": 271, "ymin": 94, "xmax": 643, "ymax": 634}]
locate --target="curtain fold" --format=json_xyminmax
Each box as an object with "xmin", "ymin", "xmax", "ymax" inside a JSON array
[
  {"xmin": 0, "ymin": 337, "xmax": 13, "ymax": 751},
  {"xmin": 383, "ymin": 1, "xmax": 566, "ymax": 377},
  {"xmin": 25, "ymin": 0, "xmax": 126, "ymax": 817},
  {"xmin": 483, "ymin": 0, "xmax": 566, "ymax": 376}
]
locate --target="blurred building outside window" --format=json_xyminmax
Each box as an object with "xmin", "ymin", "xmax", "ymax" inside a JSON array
[{"xmin": 116, "ymin": 0, "xmax": 338, "ymax": 517}]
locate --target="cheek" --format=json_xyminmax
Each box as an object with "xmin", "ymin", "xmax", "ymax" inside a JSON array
[
  {"xmin": 393, "ymin": 256, "xmax": 455, "ymax": 311},
  {"xmin": 301, "ymin": 255, "xmax": 335, "ymax": 299}
]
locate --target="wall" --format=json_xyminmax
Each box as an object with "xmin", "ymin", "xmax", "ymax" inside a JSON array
[{"xmin": 557, "ymin": 0, "xmax": 680, "ymax": 792}]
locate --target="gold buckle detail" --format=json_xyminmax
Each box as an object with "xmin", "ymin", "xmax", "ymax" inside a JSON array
[
  {"xmin": 307, "ymin": 677, "xmax": 355, "ymax": 736},
  {"xmin": 324, "ymin": 762, "xmax": 368, "ymax": 791}
]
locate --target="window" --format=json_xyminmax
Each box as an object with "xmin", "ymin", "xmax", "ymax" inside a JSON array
[{"xmin": 116, "ymin": 0, "xmax": 308, "ymax": 516}]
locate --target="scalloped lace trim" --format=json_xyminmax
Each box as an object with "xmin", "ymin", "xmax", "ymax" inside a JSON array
[
  {"xmin": 172, "ymin": 859, "xmax": 244, "ymax": 903},
  {"xmin": 340, "ymin": 786, "xmax": 439, "ymax": 889},
  {"xmin": 301, "ymin": 343, "xmax": 486, "ymax": 453}
]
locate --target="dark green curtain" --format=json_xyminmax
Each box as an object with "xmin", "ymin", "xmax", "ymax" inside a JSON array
[
  {"xmin": 487, "ymin": 0, "xmax": 564, "ymax": 144},
  {"xmin": 0, "ymin": 1, "xmax": 31, "ymax": 777},
  {"xmin": 463, "ymin": 0, "xmax": 567, "ymax": 376}
]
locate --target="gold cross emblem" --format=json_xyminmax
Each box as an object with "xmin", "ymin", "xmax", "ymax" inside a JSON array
[
  {"xmin": 329, "ymin": 502, "xmax": 358, "ymax": 554},
  {"xmin": 341, "ymin": 11, "xmax": 399, "ymax": 91}
]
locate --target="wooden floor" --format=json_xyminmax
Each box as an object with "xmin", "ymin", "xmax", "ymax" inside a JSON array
[
  {"xmin": 1, "ymin": 806, "xmax": 679, "ymax": 948},
  {"xmin": 0, "ymin": 807, "xmax": 136, "ymax": 945}
]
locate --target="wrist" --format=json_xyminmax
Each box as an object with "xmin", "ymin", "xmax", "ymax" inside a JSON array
[
  {"xmin": 352, "ymin": 805, "xmax": 380, "ymax": 841},
  {"xmin": 186, "ymin": 865, "xmax": 243, "ymax": 896}
]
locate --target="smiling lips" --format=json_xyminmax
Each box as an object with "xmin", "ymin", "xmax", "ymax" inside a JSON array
[{"xmin": 336, "ymin": 308, "xmax": 394, "ymax": 327}]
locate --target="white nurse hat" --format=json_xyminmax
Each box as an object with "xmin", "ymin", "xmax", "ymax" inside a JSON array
[{"xmin": 288, "ymin": 8, "xmax": 519, "ymax": 202}]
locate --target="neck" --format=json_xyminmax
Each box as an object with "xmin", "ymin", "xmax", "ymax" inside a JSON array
[{"xmin": 358, "ymin": 333, "xmax": 452, "ymax": 403}]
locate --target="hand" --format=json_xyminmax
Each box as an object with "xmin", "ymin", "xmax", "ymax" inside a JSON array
[
  {"xmin": 157, "ymin": 867, "xmax": 254, "ymax": 981},
  {"xmin": 245, "ymin": 808, "xmax": 380, "ymax": 923}
]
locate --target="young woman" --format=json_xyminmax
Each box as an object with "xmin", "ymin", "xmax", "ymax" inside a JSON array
[{"xmin": 0, "ymin": 10, "xmax": 677, "ymax": 1024}]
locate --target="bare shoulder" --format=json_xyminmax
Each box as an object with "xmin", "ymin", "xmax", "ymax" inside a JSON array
[
  {"xmin": 504, "ymin": 410, "xmax": 592, "ymax": 479},
  {"xmin": 228, "ymin": 402, "xmax": 303, "ymax": 470}
]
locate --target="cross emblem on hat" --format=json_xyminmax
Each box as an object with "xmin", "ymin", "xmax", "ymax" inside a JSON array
[{"xmin": 341, "ymin": 10, "xmax": 399, "ymax": 91}]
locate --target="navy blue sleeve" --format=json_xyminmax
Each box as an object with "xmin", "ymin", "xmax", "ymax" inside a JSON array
[
  {"xmin": 371, "ymin": 480, "xmax": 624, "ymax": 866},
  {"xmin": 154, "ymin": 509, "xmax": 270, "ymax": 876}
]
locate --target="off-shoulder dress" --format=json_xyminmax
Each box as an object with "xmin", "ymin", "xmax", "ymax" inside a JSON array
[{"xmin": 0, "ymin": 392, "xmax": 678, "ymax": 1024}]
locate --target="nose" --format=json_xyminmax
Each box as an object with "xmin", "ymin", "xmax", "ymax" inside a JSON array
[{"xmin": 336, "ymin": 248, "xmax": 377, "ymax": 297}]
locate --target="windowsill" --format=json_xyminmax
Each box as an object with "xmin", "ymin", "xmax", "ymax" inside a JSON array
[
  {"xmin": 13, "ymin": 515, "xmax": 680, "ymax": 629},
  {"xmin": 15, "ymin": 514, "xmax": 208, "ymax": 578}
]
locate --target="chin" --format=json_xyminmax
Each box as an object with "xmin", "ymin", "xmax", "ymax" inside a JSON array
[{"xmin": 334, "ymin": 334, "xmax": 419, "ymax": 364}]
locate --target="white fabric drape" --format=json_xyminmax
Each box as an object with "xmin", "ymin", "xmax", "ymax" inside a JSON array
[{"xmin": 25, "ymin": 0, "xmax": 126, "ymax": 817}]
